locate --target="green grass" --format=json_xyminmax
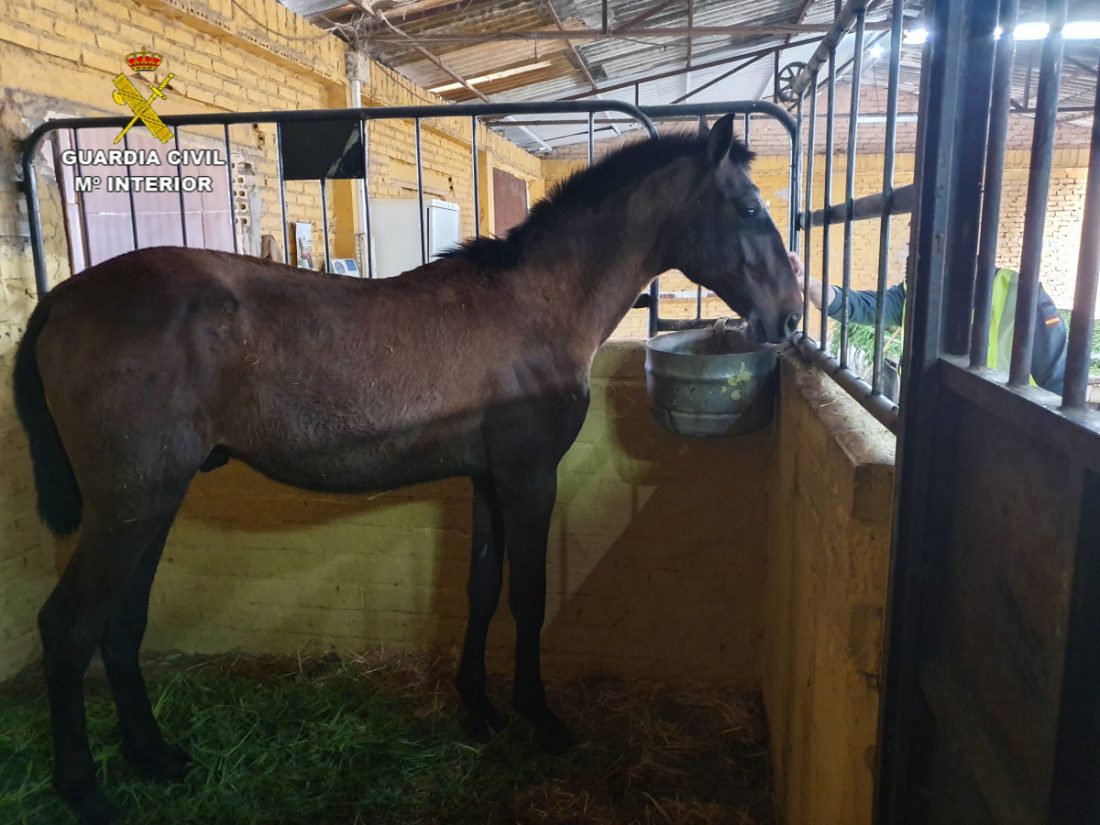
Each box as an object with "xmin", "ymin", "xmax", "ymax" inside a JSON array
[{"xmin": 0, "ymin": 653, "xmax": 772, "ymax": 825}]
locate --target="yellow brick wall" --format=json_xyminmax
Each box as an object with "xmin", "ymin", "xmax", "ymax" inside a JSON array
[
  {"xmin": 143, "ymin": 343, "xmax": 769, "ymax": 684},
  {"xmin": 765, "ymin": 354, "xmax": 895, "ymax": 825}
]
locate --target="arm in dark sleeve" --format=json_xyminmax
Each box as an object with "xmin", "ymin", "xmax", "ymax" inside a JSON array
[
  {"xmin": 1031, "ymin": 285, "xmax": 1067, "ymax": 394},
  {"xmin": 825, "ymin": 282, "xmax": 907, "ymax": 328}
]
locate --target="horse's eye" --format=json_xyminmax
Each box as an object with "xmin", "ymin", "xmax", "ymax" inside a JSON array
[{"xmin": 740, "ymin": 205, "xmax": 759, "ymax": 220}]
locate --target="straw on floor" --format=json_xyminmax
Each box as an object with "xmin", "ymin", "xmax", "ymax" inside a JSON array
[{"xmin": 1, "ymin": 650, "xmax": 773, "ymax": 824}]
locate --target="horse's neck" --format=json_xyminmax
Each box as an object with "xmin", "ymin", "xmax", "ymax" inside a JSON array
[{"xmin": 520, "ymin": 165, "xmax": 693, "ymax": 361}]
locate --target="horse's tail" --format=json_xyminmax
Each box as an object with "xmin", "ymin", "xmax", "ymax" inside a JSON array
[{"xmin": 13, "ymin": 300, "xmax": 82, "ymax": 536}]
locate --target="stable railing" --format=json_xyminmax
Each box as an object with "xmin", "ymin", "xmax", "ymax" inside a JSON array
[{"xmin": 21, "ymin": 100, "xmax": 797, "ymax": 340}]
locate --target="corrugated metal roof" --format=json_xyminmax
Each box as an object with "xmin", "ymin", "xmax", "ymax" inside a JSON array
[{"xmin": 278, "ymin": 0, "xmax": 1100, "ymax": 155}]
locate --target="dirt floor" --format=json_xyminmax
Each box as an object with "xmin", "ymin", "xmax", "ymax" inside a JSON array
[{"xmin": 0, "ymin": 650, "xmax": 773, "ymax": 824}]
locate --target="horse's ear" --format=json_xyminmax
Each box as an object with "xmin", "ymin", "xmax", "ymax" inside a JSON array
[{"xmin": 707, "ymin": 113, "xmax": 736, "ymax": 165}]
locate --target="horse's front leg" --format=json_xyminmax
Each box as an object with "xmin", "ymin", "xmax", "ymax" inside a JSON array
[
  {"xmin": 455, "ymin": 475, "xmax": 507, "ymax": 738},
  {"xmin": 497, "ymin": 467, "xmax": 572, "ymax": 753}
]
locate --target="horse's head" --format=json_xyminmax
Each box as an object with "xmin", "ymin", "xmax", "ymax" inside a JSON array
[{"xmin": 674, "ymin": 114, "xmax": 802, "ymax": 343}]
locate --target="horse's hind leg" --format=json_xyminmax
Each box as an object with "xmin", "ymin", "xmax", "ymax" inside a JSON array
[
  {"xmin": 455, "ymin": 475, "xmax": 506, "ymax": 738},
  {"xmin": 497, "ymin": 466, "xmax": 572, "ymax": 753},
  {"xmin": 100, "ymin": 520, "xmax": 188, "ymax": 781},
  {"xmin": 39, "ymin": 503, "xmax": 183, "ymax": 825}
]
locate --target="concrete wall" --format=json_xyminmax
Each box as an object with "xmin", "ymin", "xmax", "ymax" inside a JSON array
[{"xmin": 764, "ymin": 354, "xmax": 896, "ymax": 825}]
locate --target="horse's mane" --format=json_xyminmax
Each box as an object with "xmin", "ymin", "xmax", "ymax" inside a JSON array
[{"xmin": 442, "ymin": 129, "xmax": 754, "ymax": 271}]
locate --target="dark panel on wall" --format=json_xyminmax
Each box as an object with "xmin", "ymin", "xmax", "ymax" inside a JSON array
[{"xmin": 492, "ymin": 167, "xmax": 527, "ymax": 237}]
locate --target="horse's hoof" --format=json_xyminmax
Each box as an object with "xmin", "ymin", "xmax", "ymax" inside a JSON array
[
  {"xmin": 463, "ymin": 700, "xmax": 507, "ymax": 742},
  {"xmin": 57, "ymin": 779, "xmax": 116, "ymax": 825},
  {"xmin": 125, "ymin": 742, "xmax": 190, "ymax": 782},
  {"xmin": 517, "ymin": 706, "xmax": 574, "ymax": 754}
]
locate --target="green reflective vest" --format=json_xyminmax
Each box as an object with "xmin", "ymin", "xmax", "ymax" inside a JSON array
[{"xmin": 900, "ymin": 267, "xmax": 1036, "ymax": 385}]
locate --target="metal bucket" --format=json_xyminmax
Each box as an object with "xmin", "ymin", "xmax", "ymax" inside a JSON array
[{"xmin": 645, "ymin": 318, "xmax": 779, "ymax": 437}]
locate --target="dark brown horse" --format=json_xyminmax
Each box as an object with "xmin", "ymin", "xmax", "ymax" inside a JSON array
[{"xmin": 14, "ymin": 114, "xmax": 800, "ymax": 824}]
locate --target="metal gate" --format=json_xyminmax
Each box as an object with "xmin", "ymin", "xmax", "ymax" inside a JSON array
[
  {"xmin": 21, "ymin": 99, "xmax": 798, "ymax": 338},
  {"xmin": 875, "ymin": 0, "xmax": 1100, "ymax": 821}
]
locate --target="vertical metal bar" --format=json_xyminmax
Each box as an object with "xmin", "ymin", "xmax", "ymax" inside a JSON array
[
  {"xmin": 174, "ymin": 128, "xmax": 188, "ymax": 247},
  {"xmin": 319, "ymin": 177, "xmax": 331, "ymax": 273},
  {"xmin": 415, "ymin": 117, "xmax": 426, "ymax": 265},
  {"xmin": 587, "ymin": 111, "xmax": 595, "ymax": 166},
  {"xmin": 224, "ymin": 123, "xmax": 237, "ymax": 253},
  {"xmin": 790, "ymin": 97, "xmax": 802, "ymax": 254},
  {"xmin": 360, "ymin": 120, "xmax": 374, "ymax": 278},
  {"xmin": 821, "ymin": 48, "xmax": 836, "ymax": 352},
  {"xmin": 743, "ymin": 112, "xmax": 750, "ymax": 147},
  {"xmin": 71, "ymin": 129, "xmax": 91, "ymax": 267},
  {"xmin": 22, "ymin": 140, "xmax": 49, "ymax": 296},
  {"xmin": 1009, "ymin": 0, "xmax": 1066, "ymax": 386},
  {"xmin": 943, "ymin": 0, "xmax": 998, "ymax": 356},
  {"xmin": 843, "ymin": 12, "xmax": 866, "ymax": 373},
  {"xmin": 874, "ymin": 0, "xmax": 976, "ymax": 814},
  {"xmin": 471, "ymin": 117, "xmax": 481, "ymax": 239},
  {"xmin": 1063, "ymin": 61, "xmax": 1100, "ymax": 409},
  {"xmin": 872, "ymin": 2, "xmax": 899, "ymax": 388},
  {"xmin": 276, "ymin": 122, "xmax": 289, "ymax": 263},
  {"xmin": 802, "ymin": 75, "xmax": 818, "ymax": 340},
  {"xmin": 122, "ymin": 131, "xmax": 139, "ymax": 250},
  {"xmin": 696, "ymin": 285, "xmax": 703, "ymax": 319},
  {"xmin": 971, "ymin": 0, "xmax": 1018, "ymax": 368}
]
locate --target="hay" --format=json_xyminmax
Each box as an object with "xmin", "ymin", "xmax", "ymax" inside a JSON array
[{"xmin": 0, "ymin": 650, "xmax": 772, "ymax": 824}]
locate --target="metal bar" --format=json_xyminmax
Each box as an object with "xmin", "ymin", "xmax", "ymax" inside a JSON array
[
  {"xmin": 588, "ymin": 111, "xmax": 595, "ymax": 165},
  {"xmin": 821, "ymin": 48, "xmax": 837, "ymax": 352},
  {"xmin": 971, "ymin": 0, "xmax": 1019, "ymax": 369},
  {"xmin": 566, "ymin": 35, "xmax": 830, "ymax": 101},
  {"xmin": 795, "ymin": 334, "xmax": 899, "ymax": 430},
  {"xmin": 942, "ymin": 0, "xmax": 997, "ymax": 356},
  {"xmin": 743, "ymin": 112, "xmax": 750, "ymax": 146},
  {"xmin": 276, "ymin": 122, "xmax": 289, "ymax": 264},
  {"xmin": 810, "ymin": 182, "xmax": 915, "ymax": 226},
  {"xmin": 874, "ymin": 0, "xmax": 980, "ymax": 815},
  {"xmin": 71, "ymin": 129, "xmax": 91, "ymax": 267},
  {"xmin": 872, "ymin": 2, "xmax": 899, "ymax": 390},
  {"xmin": 319, "ymin": 176, "xmax": 331, "ymax": 273},
  {"xmin": 790, "ymin": 0, "xmax": 873, "ymax": 98},
  {"xmin": 367, "ymin": 24, "xmax": 891, "ymax": 44},
  {"xmin": 22, "ymin": 102, "xmax": 661, "ymax": 144},
  {"xmin": 1063, "ymin": 60, "xmax": 1100, "ymax": 409},
  {"xmin": 174, "ymin": 128, "xmax": 188, "ymax": 247},
  {"xmin": 669, "ymin": 53, "xmax": 768, "ymax": 105},
  {"xmin": 223, "ymin": 123, "xmax": 237, "ymax": 254},
  {"xmin": 1009, "ymin": 0, "xmax": 1066, "ymax": 386},
  {"xmin": 802, "ymin": 74, "xmax": 818, "ymax": 339},
  {"xmin": 642, "ymin": 100, "xmax": 797, "ymax": 140},
  {"xmin": 614, "ymin": 0, "xmax": 678, "ymax": 31},
  {"xmin": 122, "ymin": 131, "xmax": 139, "ymax": 250},
  {"xmin": 360, "ymin": 120, "xmax": 374, "ymax": 278},
  {"xmin": 471, "ymin": 117, "xmax": 480, "ymax": 239},
  {"xmin": 790, "ymin": 97, "xmax": 801, "ymax": 253},
  {"xmin": 842, "ymin": 11, "xmax": 865, "ymax": 375},
  {"xmin": 415, "ymin": 117, "xmax": 426, "ymax": 266},
  {"xmin": 21, "ymin": 135, "xmax": 48, "ymax": 296}
]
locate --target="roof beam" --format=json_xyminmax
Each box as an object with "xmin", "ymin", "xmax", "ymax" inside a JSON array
[
  {"xmin": 362, "ymin": 22, "xmax": 892, "ymax": 46},
  {"xmin": 614, "ymin": 0, "xmax": 681, "ymax": 32},
  {"xmin": 539, "ymin": 0, "xmax": 621, "ymax": 136},
  {"xmin": 560, "ymin": 34, "xmax": 828, "ymax": 100},
  {"xmin": 351, "ymin": 1, "xmax": 553, "ymax": 153},
  {"xmin": 671, "ymin": 51, "xmax": 769, "ymax": 104}
]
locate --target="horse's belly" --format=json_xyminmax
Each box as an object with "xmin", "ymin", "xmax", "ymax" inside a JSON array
[{"xmin": 233, "ymin": 420, "xmax": 486, "ymax": 494}]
